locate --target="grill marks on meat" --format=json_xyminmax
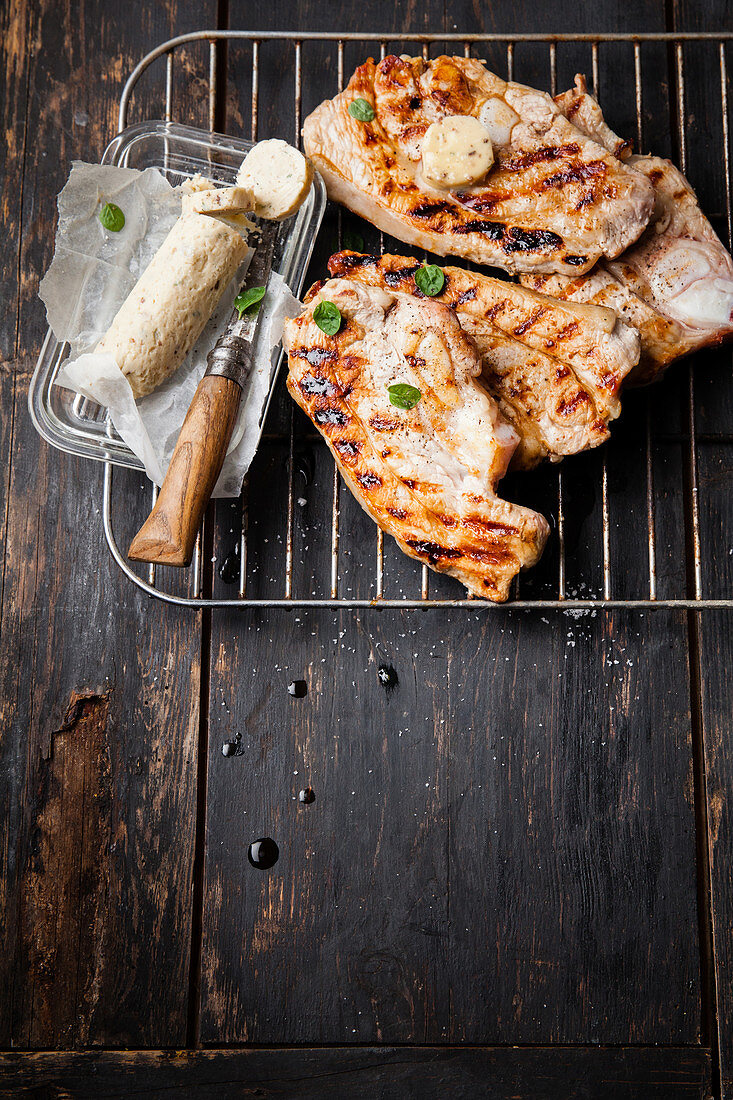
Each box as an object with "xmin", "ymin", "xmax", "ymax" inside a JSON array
[
  {"xmin": 521, "ymin": 75, "xmax": 733, "ymax": 384},
  {"xmin": 328, "ymin": 251, "xmax": 640, "ymax": 469},
  {"xmin": 303, "ymin": 55, "xmax": 655, "ymax": 275},
  {"xmin": 282, "ymin": 280, "xmax": 549, "ymax": 600}
]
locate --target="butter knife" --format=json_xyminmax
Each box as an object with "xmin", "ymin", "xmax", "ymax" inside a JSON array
[{"xmin": 128, "ymin": 221, "xmax": 279, "ymax": 567}]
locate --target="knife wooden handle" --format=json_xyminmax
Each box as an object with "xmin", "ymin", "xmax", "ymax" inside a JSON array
[{"xmin": 128, "ymin": 375, "xmax": 241, "ymax": 567}]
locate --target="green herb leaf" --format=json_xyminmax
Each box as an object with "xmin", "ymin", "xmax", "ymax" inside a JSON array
[
  {"xmin": 342, "ymin": 228, "xmax": 365, "ymax": 252},
  {"xmin": 313, "ymin": 300, "xmax": 342, "ymax": 336},
  {"xmin": 234, "ymin": 285, "xmax": 266, "ymax": 317},
  {"xmin": 98, "ymin": 201, "xmax": 125, "ymax": 232},
  {"xmin": 348, "ymin": 98, "xmax": 375, "ymax": 122},
  {"xmin": 414, "ymin": 262, "xmax": 445, "ymax": 297},
  {"xmin": 387, "ymin": 383, "xmax": 422, "ymax": 410}
]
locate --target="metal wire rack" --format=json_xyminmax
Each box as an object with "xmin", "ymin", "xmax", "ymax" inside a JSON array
[{"xmin": 103, "ymin": 30, "xmax": 733, "ymax": 610}]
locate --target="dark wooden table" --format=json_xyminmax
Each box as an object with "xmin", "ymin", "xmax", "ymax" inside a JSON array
[{"xmin": 2, "ymin": 1, "xmax": 733, "ymax": 1097}]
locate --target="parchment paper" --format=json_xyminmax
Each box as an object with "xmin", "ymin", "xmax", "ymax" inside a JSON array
[{"xmin": 40, "ymin": 161, "xmax": 301, "ymax": 496}]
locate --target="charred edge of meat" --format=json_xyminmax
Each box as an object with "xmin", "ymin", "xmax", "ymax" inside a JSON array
[
  {"xmin": 503, "ymin": 226, "xmax": 564, "ymax": 254},
  {"xmin": 598, "ymin": 369, "xmax": 620, "ymax": 392},
  {"xmin": 455, "ymin": 192, "xmax": 502, "ymax": 215},
  {"xmin": 406, "ymin": 538, "xmax": 463, "ymax": 564},
  {"xmin": 556, "ymin": 392, "xmax": 590, "ymax": 416},
  {"xmin": 340, "ymin": 253, "xmax": 438, "ymax": 294},
  {"xmin": 384, "ymin": 265, "xmax": 421, "ymax": 287},
  {"xmin": 357, "ymin": 471, "xmax": 383, "ymax": 489},
  {"xmin": 502, "ymin": 143, "xmax": 582, "ymax": 172},
  {"xmin": 377, "ymin": 54, "xmax": 408, "ymax": 77},
  {"xmin": 291, "ymin": 345, "xmax": 338, "ymax": 367},
  {"xmin": 513, "ymin": 307, "xmax": 548, "ymax": 337},
  {"xmin": 314, "ymin": 406, "xmax": 349, "ymax": 426},
  {"xmin": 541, "ymin": 160, "xmax": 607, "ymax": 190},
  {"xmin": 298, "ymin": 372, "xmax": 338, "ymax": 397},
  {"xmin": 563, "ymin": 255, "xmax": 588, "ymax": 266},
  {"xmin": 454, "ymin": 287, "xmax": 477, "ymax": 305},
  {"xmin": 411, "ymin": 200, "xmax": 456, "ymax": 220},
  {"xmin": 328, "ymin": 252, "xmax": 380, "ymax": 276},
  {"xmin": 335, "ymin": 439, "xmax": 362, "ymax": 458},
  {"xmin": 448, "ymin": 216, "xmax": 504, "ymax": 239},
  {"xmin": 557, "ymin": 321, "xmax": 580, "ymax": 340},
  {"xmin": 405, "ymin": 537, "xmax": 513, "ymax": 570},
  {"xmin": 304, "ymin": 279, "xmax": 326, "ymax": 303},
  {"xmin": 441, "ymin": 210, "xmax": 565, "ymax": 256}
]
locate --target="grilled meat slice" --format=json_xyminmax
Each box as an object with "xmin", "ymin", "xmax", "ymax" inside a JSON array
[
  {"xmin": 326, "ymin": 252, "xmax": 640, "ymax": 469},
  {"xmin": 554, "ymin": 74, "xmax": 631, "ymax": 161},
  {"xmin": 282, "ymin": 279, "xmax": 549, "ymax": 601},
  {"xmin": 303, "ymin": 55, "xmax": 655, "ymax": 276},
  {"xmin": 523, "ymin": 75, "xmax": 733, "ymax": 384}
]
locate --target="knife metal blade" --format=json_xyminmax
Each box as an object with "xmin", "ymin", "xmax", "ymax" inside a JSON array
[{"xmin": 204, "ymin": 219, "xmax": 280, "ymax": 389}]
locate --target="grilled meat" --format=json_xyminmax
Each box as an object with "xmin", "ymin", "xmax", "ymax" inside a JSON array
[
  {"xmin": 523, "ymin": 76, "xmax": 733, "ymax": 384},
  {"xmin": 554, "ymin": 75, "xmax": 631, "ymax": 162},
  {"xmin": 302, "ymin": 55, "xmax": 655, "ymax": 275},
  {"xmin": 326, "ymin": 252, "xmax": 640, "ymax": 468},
  {"xmin": 282, "ymin": 279, "xmax": 549, "ymax": 600}
]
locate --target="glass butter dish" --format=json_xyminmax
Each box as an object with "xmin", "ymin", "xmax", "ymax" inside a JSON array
[{"xmin": 28, "ymin": 120, "xmax": 327, "ymax": 470}]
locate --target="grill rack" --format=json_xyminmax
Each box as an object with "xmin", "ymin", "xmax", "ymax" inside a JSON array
[{"xmin": 102, "ymin": 29, "xmax": 733, "ymax": 610}]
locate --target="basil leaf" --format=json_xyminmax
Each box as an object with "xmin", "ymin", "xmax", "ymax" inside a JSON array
[
  {"xmin": 342, "ymin": 228, "xmax": 365, "ymax": 252},
  {"xmin": 234, "ymin": 285, "xmax": 266, "ymax": 317},
  {"xmin": 348, "ymin": 98, "xmax": 375, "ymax": 122},
  {"xmin": 414, "ymin": 263, "xmax": 445, "ymax": 297},
  {"xmin": 98, "ymin": 201, "xmax": 125, "ymax": 232},
  {"xmin": 387, "ymin": 383, "xmax": 422, "ymax": 410},
  {"xmin": 313, "ymin": 300, "xmax": 342, "ymax": 336}
]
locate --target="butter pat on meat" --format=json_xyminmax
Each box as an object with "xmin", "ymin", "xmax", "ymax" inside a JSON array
[{"xmin": 421, "ymin": 115, "xmax": 494, "ymax": 188}]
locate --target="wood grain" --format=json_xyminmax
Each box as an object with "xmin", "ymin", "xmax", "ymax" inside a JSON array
[
  {"xmin": 1, "ymin": 0, "xmax": 730, "ymax": 1093},
  {"xmin": 200, "ymin": 609, "xmax": 700, "ymax": 1044},
  {"xmin": 0, "ymin": 0, "xmax": 218, "ymax": 1048},
  {"xmin": 667, "ymin": 1, "xmax": 733, "ymax": 1096},
  {"xmin": 129, "ymin": 376, "xmax": 241, "ymax": 567},
  {"xmin": 0, "ymin": 1047, "xmax": 713, "ymax": 1100},
  {"xmin": 199, "ymin": 1, "xmax": 703, "ymax": 1054}
]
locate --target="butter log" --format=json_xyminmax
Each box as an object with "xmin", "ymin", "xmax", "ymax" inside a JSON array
[{"xmin": 95, "ymin": 187, "xmax": 250, "ymax": 399}]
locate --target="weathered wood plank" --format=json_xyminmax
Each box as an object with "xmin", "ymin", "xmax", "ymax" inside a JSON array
[
  {"xmin": 696, "ymin": 445, "xmax": 733, "ymax": 1099},
  {"xmin": 0, "ymin": 2, "xmax": 33, "ymax": 1036},
  {"xmin": 0, "ymin": 0, "xmax": 218, "ymax": 1048},
  {"xmin": 0, "ymin": 1046, "xmax": 712, "ymax": 1100},
  {"xmin": 201, "ymin": 607, "xmax": 700, "ymax": 1044},
  {"xmin": 0, "ymin": 0, "xmax": 30, "ymax": 361},
  {"xmin": 1, "ymin": 0, "xmax": 721, "ymax": 1078},
  {"xmin": 200, "ymin": 0, "xmax": 702, "ymax": 1051},
  {"xmin": 670, "ymin": 2, "xmax": 733, "ymax": 1096}
]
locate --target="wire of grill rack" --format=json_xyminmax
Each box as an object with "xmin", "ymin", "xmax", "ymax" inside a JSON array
[{"xmin": 103, "ymin": 30, "xmax": 733, "ymax": 610}]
